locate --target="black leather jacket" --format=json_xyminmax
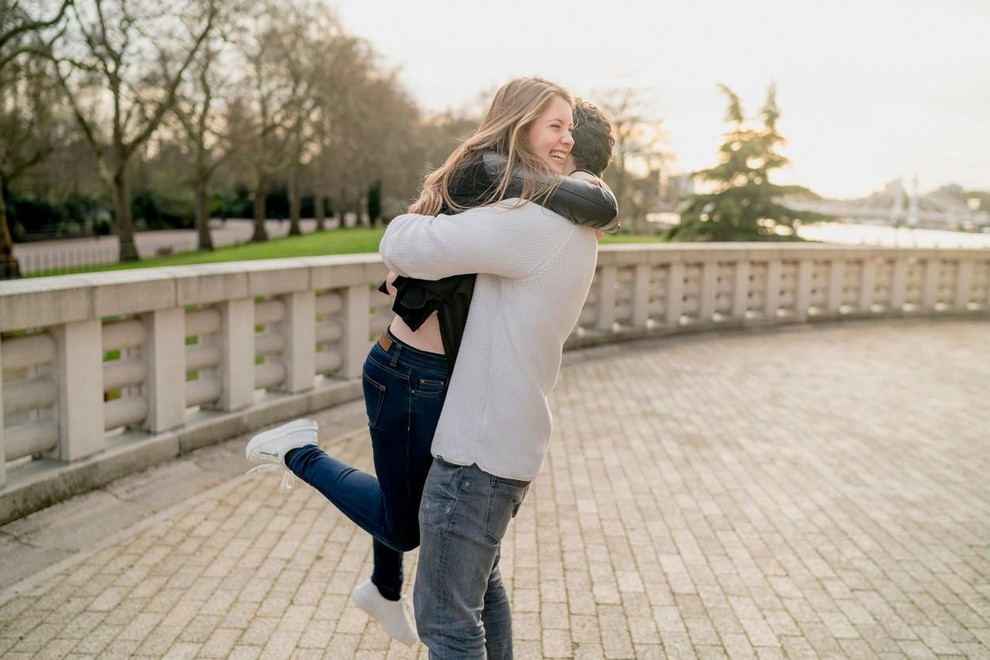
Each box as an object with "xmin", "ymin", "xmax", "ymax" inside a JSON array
[{"xmin": 385, "ymin": 152, "xmax": 619, "ymax": 370}]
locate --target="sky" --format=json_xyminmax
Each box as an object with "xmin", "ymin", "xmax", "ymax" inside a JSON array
[{"xmin": 325, "ymin": 0, "xmax": 989, "ymax": 200}]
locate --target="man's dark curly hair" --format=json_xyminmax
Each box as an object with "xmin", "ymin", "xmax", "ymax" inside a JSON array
[{"xmin": 571, "ymin": 100, "xmax": 615, "ymax": 176}]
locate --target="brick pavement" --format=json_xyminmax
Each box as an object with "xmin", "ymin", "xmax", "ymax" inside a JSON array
[{"xmin": 1, "ymin": 319, "xmax": 989, "ymax": 659}]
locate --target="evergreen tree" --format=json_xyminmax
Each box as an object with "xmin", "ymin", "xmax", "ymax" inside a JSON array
[
  {"xmin": 669, "ymin": 83, "xmax": 826, "ymax": 241},
  {"xmin": 366, "ymin": 180, "xmax": 382, "ymax": 227}
]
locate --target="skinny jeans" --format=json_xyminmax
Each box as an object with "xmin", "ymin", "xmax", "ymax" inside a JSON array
[{"xmin": 286, "ymin": 330, "xmax": 448, "ymax": 600}]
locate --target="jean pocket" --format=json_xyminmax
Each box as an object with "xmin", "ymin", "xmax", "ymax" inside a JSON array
[
  {"xmin": 483, "ymin": 478, "xmax": 529, "ymax": 544},
  {"xmin": 362, "ymin": 371, "xmax": 386, "ymax": 428},
  {"xmin": 413, "ymin": 376, "xmax": 447, "ymax": 397}
]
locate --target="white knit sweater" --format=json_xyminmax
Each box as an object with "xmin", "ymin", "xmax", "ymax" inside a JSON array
[{"xmin": 380, "ymin": 200, "xmax": 598, "ymax": 481}]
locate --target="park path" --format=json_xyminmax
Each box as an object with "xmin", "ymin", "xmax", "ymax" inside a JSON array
[{"xmin": 1, "ymin": 319, "xmax": 989, "ymax": 658}]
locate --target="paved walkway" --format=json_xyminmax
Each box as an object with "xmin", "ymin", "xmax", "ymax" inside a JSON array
[{"xmin": 1, "ymin": 319, "xmax": 989, "ymax": 659}]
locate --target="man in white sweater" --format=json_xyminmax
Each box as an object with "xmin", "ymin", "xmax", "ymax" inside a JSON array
[{"xmin": 379, "ymin": 101, "xmax": 614, "ymax": 658}]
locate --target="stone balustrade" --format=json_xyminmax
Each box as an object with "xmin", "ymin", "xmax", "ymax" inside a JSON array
[{"xmin": 1, "ymin": 244, "xmax": 988, "ymax": 523}]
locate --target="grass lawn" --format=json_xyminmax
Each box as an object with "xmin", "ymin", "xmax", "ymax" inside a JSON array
[
  {"xmin": 27, "ymin": 226, "xmax": 669, "ymax": 278},
  {"xmin": 28, "ymin": 227, "xmax": 389, "ymax": 277}
]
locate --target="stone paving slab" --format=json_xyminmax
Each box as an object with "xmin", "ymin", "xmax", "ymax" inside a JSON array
[{"xmin": 1, "ymin": 319, "xmax": 989, "ymax": 659}]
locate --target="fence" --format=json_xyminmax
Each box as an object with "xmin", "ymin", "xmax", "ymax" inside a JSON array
[{"xmin": 1, "ymin": 244, "xmax": 988, "ymax": 523}]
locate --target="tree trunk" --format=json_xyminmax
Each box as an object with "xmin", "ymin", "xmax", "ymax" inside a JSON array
[
  {"xmin": 314, "ymin": 190, "xmax": 326, "ymax": 231},
  {"xmin": 287, "ymin": 169, "xmax": 301, "ymax": 236},
  {"xmin": 195, "ymin": 178, "xmax": 214, "ymax": 251},
  {"xmin": 112, "ymin": 169, "xmax": 140, "ymax": 262},
  {"xmin": 0, "ymin": 182, "xmax": 22, "ymax": 279},
  {"xmin": 251, "ymin": 176, "xmax": 268, "ymax": 242}
]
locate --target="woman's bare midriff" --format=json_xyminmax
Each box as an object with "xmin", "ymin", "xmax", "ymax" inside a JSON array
[{"xmin": 388, "ymin": 312, "xmax": 445, "ymax": 355}]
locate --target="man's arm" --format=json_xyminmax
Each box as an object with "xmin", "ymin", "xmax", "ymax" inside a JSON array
[{"xmin": 380, "ymin": 202, "xmax": 580, "ymax": 282}]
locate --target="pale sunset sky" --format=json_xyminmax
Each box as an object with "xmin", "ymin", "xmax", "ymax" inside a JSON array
[{"xmin": 328, "ymin": 0, "xmax": 989, "ymax": 200}]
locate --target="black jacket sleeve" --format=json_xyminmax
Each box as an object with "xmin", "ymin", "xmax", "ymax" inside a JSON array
[{"xmin": 482, "ymin": 152, "xmax": 620, "ymax": 233}]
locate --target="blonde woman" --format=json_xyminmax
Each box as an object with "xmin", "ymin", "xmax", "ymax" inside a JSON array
[{"xmin": 247, "ymin": 78, "xmax": 616, "ymax": 650}]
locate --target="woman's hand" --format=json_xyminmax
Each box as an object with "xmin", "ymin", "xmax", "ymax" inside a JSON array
[
  {"xmin": 384, "ymin": 271, "xmax": 399, "ymax": 301},
  {"xmin": 568, "ymin": 170, "xmax": 603, "ymax": 186}
]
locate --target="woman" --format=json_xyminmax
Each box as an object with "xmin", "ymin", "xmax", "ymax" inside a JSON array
[{"xmin": 245, "ymin": 77, "xmax": 617, "ymax": 646}]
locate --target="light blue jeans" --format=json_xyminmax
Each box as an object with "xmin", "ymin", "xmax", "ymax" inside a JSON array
[{"xmin": 414, "ymin": 458, "xmax": 530, "ymax": 659}]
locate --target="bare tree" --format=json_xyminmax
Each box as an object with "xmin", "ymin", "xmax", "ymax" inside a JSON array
[
  {"xmin": 319, "ymin": 63, "xmax": 423, "ymax": 225},
  {"xmin": 595, "ymin": 86, "xmax": 668, "ymax": 232},
  {"xmin": 280, "ymin": 1, "xmax": 332, "ymax": 236},
  {"xmin": 171, "ymin": 0, "xmax": 244, "ymax": 251},
  {"xmin": 0, "ymin": 0, "xmax": 72, "ymax": 278},
  {"xmin": 52, "ymin": 0, "xmax": 217, "ymax": 261},
  {"xmin": 234, "ymin": 0, "xmax": 307, "ymax": 242},
  {"xmin": 308, "ymin": 33, "xmax": 372, "ymax": 230}
]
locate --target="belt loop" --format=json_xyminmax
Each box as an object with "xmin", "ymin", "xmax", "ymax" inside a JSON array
[{"xmin": 390, "ymin": 342, "xmax": 402, "ymax": 367}]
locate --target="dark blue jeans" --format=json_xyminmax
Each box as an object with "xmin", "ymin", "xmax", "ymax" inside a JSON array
[{"xmin": 286, "ymin": 331, "xmax": 448, "ymax": 600}]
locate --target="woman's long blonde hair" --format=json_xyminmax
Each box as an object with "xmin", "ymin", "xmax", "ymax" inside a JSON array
[{"xmin": 409, "ymin": 77, "xmax": 573, "ymax": 215}]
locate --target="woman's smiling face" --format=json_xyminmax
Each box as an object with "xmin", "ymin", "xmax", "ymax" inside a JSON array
[{"xmin": 526, "ymin": 95, "xmax": 574, "ymax": 173}]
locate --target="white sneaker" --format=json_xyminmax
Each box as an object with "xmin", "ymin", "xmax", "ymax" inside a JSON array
[
  {"xmin": 351, "ymin": 579, "xmax": 418, "ymax": 646},
  {"xmin": 245, "ymin": 419, "xmax": 319, "ymax": 490}
]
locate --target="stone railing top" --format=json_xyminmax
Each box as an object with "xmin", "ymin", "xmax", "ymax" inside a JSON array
[
  {"xmin": 0, "ymin": 253, "xmax": 386, "ymax": 332},
  {"xmin": 3, "ymin": 243, "xmax": 988, "ymax": 332}
]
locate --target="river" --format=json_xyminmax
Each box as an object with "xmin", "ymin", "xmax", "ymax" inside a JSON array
[{"xmin": 797, "ymin": 222, "xmax": 990, "ymax": 250}]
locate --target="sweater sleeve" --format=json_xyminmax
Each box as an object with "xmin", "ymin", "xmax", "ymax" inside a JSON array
[{"xmin": 380, "ymin": 201, "xmax": 578, "ymax": 281}]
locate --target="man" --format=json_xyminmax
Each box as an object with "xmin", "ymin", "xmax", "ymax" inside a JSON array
[{"xmin": 379, "ymin": 100, "xmax": 615, "ymax": 658}]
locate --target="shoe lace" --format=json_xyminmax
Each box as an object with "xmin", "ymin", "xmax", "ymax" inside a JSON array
[{"xmin": 246, "ymin": 464, "xmax": 296, "ymax": 491}]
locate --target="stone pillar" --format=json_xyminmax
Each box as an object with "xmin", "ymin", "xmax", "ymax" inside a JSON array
[
  {"xmin": 220, "ymin": 298, "xmax": 255, "ymax": 411},
  {"xmin": 858, "ymin": 258, "xmax": 877, "ymax": 313},
  {"xmin": 282, "ymin": 291, "xmax": 316, "ymax": 393},
  {"xmin": 731, "ymin": 260, "xmax": 750, "ymax": 319},
  {"xmin": 143, "ymin": 308, "xmax": 186, "ymax": 433},
  {"xmin": 699, "ymin": 261, "xmax": 718, "ymax": 321},
  {"xmin": 764, "ymin": 260, "xmax": 782, "ymax": 319},
  {"xmin": 0, "ymin": 337, "xmax": 5, "ymax": 488},
  {"xmin": 826, "ymin": 259, "xmax": 845, "ymax": 315},
  {"xmin": 341, "ymin": 284, "xmax": 370, "ymax": 379},
  {"xmin": 632, "ymin": 264, "xmax": 652, "ymax": 328},
  {"xmin": 665, "ymin": 262, "xmax": 685, "ymax": 327},
  {"xmin": 953, "ymin": 259, "xmax": 974, "ymax": 311},
  {"xmin": 922, "ymin": 257, "xmax": 942, "ymax": 312},
  {"xmin": 596, "ymin": 266, "xmax": 617, "ymax": 332},
  {"xmin": 54, "ymin": 320, "xmax": 104, "ymax": 461},
  {"xmin": 890, "ymin": 258, "xmax": 909, "ymax": 311},
  {"xmin": 794, "ymin": 259, "xmax": 814, "ymax": 321}
]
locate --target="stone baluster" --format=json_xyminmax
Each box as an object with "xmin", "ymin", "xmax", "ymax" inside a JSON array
[
  {"xmin": 55, "ymin": 320, "xmax": 105, "ymax": 460},
  {"xmin": 632, "ymin": 263, "xmax": 652, "ymax": 328},
  {"xmin": 596, "ymin": 266, "xmax": 618, "ymax": 332},
  {"xmin": 341, "ymin": 284, "xmax": 371, "ymax": 379},
  {"xmin": 282, "ymin": 291, "xmax": 316, "ymax": 393},
  {"xmin": 219, "ymin": 299, "xmax": 255, "ymax": 411},
  {"xmin": 858, "ymin": 256, "xmax": 877, "ymax": 313},
  {"xmin": 826, "ymin": 259, "xmax": 846, "ymax": 315},
  {"xmin": 953, "ymin": 258, "xmax": 974, "ymax": 311},
  {"xmin": 922, "ymin": 256, "xmax": 942, "ymax": 312},
  {"xmin": 731, "ymin": 259, "xmax": 750, "ymax": 320},
  {"xmin": 890, "ymin": 257, "xmax": 909, "ymax": 311},
  {"xmin": 699, "ymin": 260, "xmax": 718, "ymax": 321},
  {"xmin": 143, "ymin": 308, "xmax": 186, "ymax": 433},
  {"xmin": 794, "ymin": 258, "xmax": 815, "ymax": 321},
  {"xmin": 0, "ymin": 338, "xmax": 5, "ymax": 488},
  {"xmin": 666, "ymin": 261, "xmax": 685, "ymax": 327},
  {"xmin": 764, "ymin": 260, "xmax": 782, "ymax": 319}
]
